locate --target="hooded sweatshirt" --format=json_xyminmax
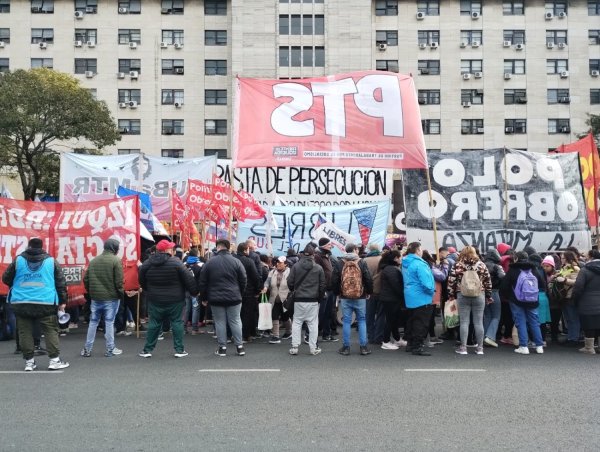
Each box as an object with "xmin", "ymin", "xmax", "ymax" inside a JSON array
[
  {"xmin": 483, "ymin": 249, "xmax": 505, "ymax": 289},
  {"xmin": 500, "ymin": 259, "xmax": 545, "ymax": 308},
  {"xmin": 287, "ymin": 254, "xmax": 325, "ymax": 301},
  {"xmin": 84, "ymin": 239, "xmax": 124, "ymax": 302},
  {"xmin": 402, "ymin": 253, "xmax": 435, "ymax": 308},
  {"xmin": 139, "ymin": 252, "xmax": 197, "ymax": 304}
]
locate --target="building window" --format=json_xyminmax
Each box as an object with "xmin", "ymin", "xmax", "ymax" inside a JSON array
[
  {"xmin": 418, "ymin": 31, "xmax": 440, "ymax": 45},
  {"xmin": 375, "ymin": 0, "xmax": 398, "ymax": 16},
  {"xmin": 31, "ymin": 0, "xmax": 54, "ymax": 13},
  {"xmin": 461, "ymin": 119, "xmax": 484, "ymax": 134},
  {"xmin": 505, "ymin": 119, "xmax": 527, "ymax": 134},
  {"xmin": 118, "ymin": 119, "xmax": 141, "ymax": 135},
  {"xmin": 205, "ymin": 89, "xmax": 227, "ymax": 105},
  {"xmin": 504, "ymin": 89, "xmax": 527, "ymax": 104},
  {"xmin": 162, "ymin": 30, "xmax": 184, "ymax": 45},
  {"xmin": 74, "ymin": 29, "xmax": 97, "ymax": 44},
  {"xmin": 0, "ymin": 0, "xmax": 9, "ymax": 13},
  {"xmin": 461, "ymin": 60, "xmax": 482, "ymax": 74},
  {"xmin": 31, "ymin": 28, "xmax": 54, "ymax": 44},
  {"xmin": 417, "ymin": 0, "xmax": 439, "ymax": 15},
  {"xmin": 590, "ymin": 59, "xmax": 600, "ymax": 73},
  {"xmin": 590, "ymin": 30, "xmax": 600, "ymax": 45},
  {"xmin": 161, "ymin": 89, "xmax": 184, "ymax": 105},
  {"xmin": 205, "ymin": 59, "xmax": 227, "ymax": 75},
  {"xmin": 0, "ymin": 58, "xmax": 8, "ymax": 72},
  {"xmin": 460, "ymin": 0, "xmax": 481, "ymax": 15},
  {"xmin": 118, "ymin": 29, "xmax": 141, "ymax": 44},
  {"xmin": 205, "ymin": 30, "xmax": 227, "ymax": 46},
  {"xmin": 591, "ymin": 89, "xmax": 600, "ymax": 104},
  {"xmin": 74, "ymin": 58, "xmax": 96, "ymax": 74},
  {"xmin": 422, "ymin": 119, "xmax": 441, "ymax": 135},
  {"xmin": 279, "ymin": 15, "xmax": 289, "ymax": 34},
  {"xmin": 75, "ymin": 0, "xmax": 97, "ymax": 14},
  {"xmin": 290, "ymin": 15, "xmax": 301, "ymax": 35},
  {"xmin": 118, "ymin": 149, "xmax": 140, "ymax": 155},
  {"xmin": 315, "ymin": 15, "xmax": 324, "ymax": 35},
  {"xmin": 546, "ymin": 30, "xmax": 567, "ymax": 45},
  {"xmin": 31, "ymin": 58, "xmax": 53, "ymax": 68},
  {"xmin": 503, "ymin": 1, "xmax": 524, "ymax": 15},
  {"xmin": 461, "ymin": 89, "xmax": 484, "ymax": 105},
  {"xmin": 119, "ymin": 59, "xmax": 141, "ymax": 74},
  {"xmin": 503, "ymin": 30, "xmax": 526, "ymax": 45},
  {"xmin": 545, "ymin": 1, "xmax": 567, "ymax": 15},
  {"xmin": 504, "ymin": 59, "xmax": 526, "ymax": 74},
  {"xmin": 376, "ymin": 60, "xmax": 399, "ymax": 73},
  {"xmin": 162, "ymin": 149, "xmax": 184, "ymax": 158},
  {"xmin": 418, "ymin": 60, "xmax": 440, "ymax": 75},
  {"xmin": 279, "ymin": 47, "xmax": 324, "ymax": 67},
  {"xmin": 118, "ymin": 0, "xmax": 140, "ymax": 14},
  {"xmin": 118, "ymin": 89, "xmax": 141, "ymax": 103},
  {"xmin": 546, "ymin": 59, "xmax": 568, "ymax": 74},
  {"xmin": 460, "ymin": 30, "xmax": 482, "ymax": 45},
  {"xmin": 88, "ymin": 88, "xmax": 97, "ymax": 99},
  {"xmin": 547, "ymin": 88, "xmax": 570, "ymax": 104},
  {"xmin": 0, "ymin": 28, "xmax": 9, "ymax": 43},
  {"xmin": 418, "ymin": 89, "xmax": 441, "ymax": 105},
  {"xmin": 376, "ymin": 31, "xmax": 398, "ymax": 46},
  {"xmin": 548, "ymin": 119, "xmax": 570, "ymax": 134},
  {"xmin": 162, "ymin": 120, "xmax": 184, "ymax": 135},
  {"xmin": 590, "ymin": 1, "xmax": 600, "ymax": 15},
  {"xmin": 205, "ymin": 120, "xmax": 227, "ymax": 135},
  {"xmin": 161, "ymin": 0, "xmax": 183, "ymax": 14},
  {"xmin": 161, "ymin": 59, "xmax": 184, "ymax": 75},
  {"xmin": 204, "ymin": 149, "xmax": 227, "ymax": 158},
  {"xmin": 205, "ymin": 0, "xmax": 226, "ymax": 15}
]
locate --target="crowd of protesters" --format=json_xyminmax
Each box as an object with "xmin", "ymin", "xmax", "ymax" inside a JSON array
[{"xmin": 2, "ymin": 235, "xmax": 600, "ymax": 371}]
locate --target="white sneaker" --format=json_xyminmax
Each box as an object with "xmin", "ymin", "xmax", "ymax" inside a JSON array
[
  {"xmin": 381, "ymin": 342, "xmax": 399, "ymax": 350},
  {"xmin": 48, "ymin": 358, "xmax": 70, "ymax": 370},
  {"xmin": 174, "ymin": 351, "xmax": 189, "ymax": 358},
  {"xmin": 126, "ymin": 321, "xmax": 135, "ymax": 331},
  {"xmin": 310, "ymin": 348, "xmax": 322, "ymax": 356},
  {"xmin": 535, "ymin": 346, "xmax": 544, "ymax": 354},
  {"xmin": 289, "ymin": 347, "xmax": 298, "ymax": 355},
  {"xmin": 514, "ymin": 346, "xmax": 530, "ymax": 355},
  {"xmin": 24, "ymin": 359, "xmax": 36, "ymax": 372},
  {"xmin": 393, "ymin": 338, "xmax": 408, "ymax": 347}
]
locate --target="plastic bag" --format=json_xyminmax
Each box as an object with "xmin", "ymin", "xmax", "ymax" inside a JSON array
[
  {"xmin": 258, "ymin": 294, "xmax": 273, "ymax": 330},
  {"xmin": 443, "ymin": 299, "xmax": 459, "ymax": 329}
]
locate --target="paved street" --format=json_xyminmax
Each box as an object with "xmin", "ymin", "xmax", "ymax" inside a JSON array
[{"xmin": 1, "ymin": 327, "xmax": 599, "ymax": 452}]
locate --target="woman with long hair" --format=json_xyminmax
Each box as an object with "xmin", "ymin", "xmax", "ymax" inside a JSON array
[{"xmin": 378, "ymin": 250, "xmax": 406, "ymax": 350}]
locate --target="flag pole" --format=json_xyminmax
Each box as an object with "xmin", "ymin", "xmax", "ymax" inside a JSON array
[
  {"xmin": 424, "ymin": 166, "xmax": 439, "ymax": 258},
  {"xmin": 503, "ymin": 147, "xmax": 510, "ymax": 228},
  {"xmin": 589, "ymin": 132, "xmax": 600, "ymax": 244},
  {"xmin": 228, "ymin": 165, "xmax": 234, "ymax": 241},
  {"xmin": 135, "ymin": 292, "xmax": 141, "ymax": 339}
]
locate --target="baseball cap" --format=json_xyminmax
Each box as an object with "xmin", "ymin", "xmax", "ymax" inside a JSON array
[
  {"xmin": 156, "ymin": 239, "xmax": 176, "ymax": 252},
  {"xmin": 277, "ymin": 256, "xmax": 287, "ymax": 263}
]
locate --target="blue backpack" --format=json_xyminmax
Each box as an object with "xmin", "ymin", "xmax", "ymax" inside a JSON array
[{"xmin": 514, "ymin": 269, "xmax": 539, "ymax": 302}]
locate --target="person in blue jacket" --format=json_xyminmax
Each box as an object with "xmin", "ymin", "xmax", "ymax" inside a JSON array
[{"xmin": 402, "ymin": 242, "xmax": 435, "ymax": 356}]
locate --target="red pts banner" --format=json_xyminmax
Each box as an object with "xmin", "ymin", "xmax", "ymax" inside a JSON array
[
  {"xmin": 0, "ymin": 196, "xmax": 140, "ymax": 296},
  {"xmin": 233, "ymin": 71, "xmax": 427, "ymax": 169}
]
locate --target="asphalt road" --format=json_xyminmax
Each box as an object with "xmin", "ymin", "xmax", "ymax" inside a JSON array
[{"xmin": 1, "ymin": 327, "xmax": 599, "ymax": 452}]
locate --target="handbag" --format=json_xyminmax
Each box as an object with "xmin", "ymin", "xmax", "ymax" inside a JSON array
[
  {"xmin": 443, "ymin": 299, "xmax": 459, "ymax": 328},
  {"xmin": 257, "ymin": 293, "xmax": 273, "ymax": 330},
  {"xmin": 283, "ymin": 265, "xmax": 312, "ymax": 313}
]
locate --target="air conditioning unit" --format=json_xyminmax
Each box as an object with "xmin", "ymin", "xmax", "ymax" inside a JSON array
[
  {"xmin": 515, "ymin": 43, "xmax": 524, "ymax": 50},
  {"xmin": 74, "ymin": 10, "xmax": 84, "ymax": 18},
  {"xmin": 128, "ymin": 101, "xmax": 138, "ymax": 108},
  {"xmin": 119, "ymin": 102, "xmax": 127, "ymax": 108},
  {"xmin": 559, "ymin": 97, "xmax": 571, "ymax": 103},
  {"xmin": 85, "ymin": 71, "xmax": 94, "ymax": 78},
  {"xmin": 160, "ymin": 42, "xmax": 168, "ymax": 49},
  {"xmin": 471, "ymin": 41, "xmax": 480, "ymax": 48},
  {"xmin": 503, "ymin": 41, "xmax": 511, "ymax": 47},
  {"xmin": 545, "ymin": 12, "xmax": 554, "ymax": 19},
  {"xmin": 174, "ymin": 102, "xmax": 183, "ymax": 108},
  {"xmin": 430, "ymin": 42, "xmax": 439, "ymax": 49},
  {"xmin": 39, "ymin": 42, "xmax": 47, "ymax": 49},
  {"xmin": 505, "ymin": 127, "xmax": 514, "ymax": 133},
  {"xmin": 419, "ymin": 43, "xmax": 427, "ymax": 49},
  {"xmin": 129, "ymin": 71, "xmax": 139, "ymax": 79},
  {"xmin": 117, "ymin": 72, "xmax": 126, "ymax": 79},
  {"xmin": 129, "ymin": 42, "xmax": 137, "ymax": 49},
  {"xmin": 558, "ymin": 42, "xmax": 566, "ymax": 49},
  {"xmin": 471, "ymin": 11, "xmax": 480, "ymax": 19},
  {"xmin": 560, "ymin": 70, "xmax": 569, "ymax": 78},
  {"xmin": 592, "ymin": 70, "xmax": 600, "ymax": 77},
  {"xmin": 460, "ymin": 41, "xmax": 467, "ymax": 48},
  {"xmin": 477, "ymin": 127, "xmax": 485, "ymax": 134},
  {"xmin": 118, "ymin": 7, "xmax": 128, "ymax": 14},
  {"xmin": 558, "ymin": 11, "xmax": 567, "ymax": 18},
  {"xmin": 416, "ymin": 11, "xmax": 425, "ymax": 20},
  {"xmin": 86, "ymin": 41, "xmax": 95, "ymax": 47},
  {"xmin": 85, "ymin": 6, "xmax": 95, "ymax": 13},
  {"xmin": 560, "ymin": 126, "xmax": 570, "ymax": 133},
  {"xmin": 547, "ymin": 42, "xmax": 555, "ymax": 49},
  {"xmin": 74, "ymin": 40, "xmax": 83, "ymax": 47},
  {"xmin": 463, "ymin": 73, "xmax": 472, "ymax": 80},
  {"xmin": 175, "ymin": 68, "xmax": 184, "ymax": 74},
  {"xmin": 516, "ymin": 97, "xmax": 527, "ymax": 103},
  {"xmin": 473, "ymin": 72, "xmax": 482, "ymax": 79},
  {"xmin": 174, "ymin": 43, "xmax": 183, "ymax": 49},
  {"xmin": 504, "ymin": 73, "xmax": 512, "ymax": 80},
  {"xmin": 418, "ymin": 98, "xmax": 427, "ymax": 105},
  {"xmin": 0, "ymin": 42, "xmax": 5, "ymax": 48},
  {"xmin": 378, "ymin": 43, "xmax": 387, "ymax": 51},
  {"xmin": 419, "ymin": 68, "xmax": 430, "ymax": 75},
  {"xmin": 161, "ymin": 8, "xmax": 171, "ymax": 14},
  {"xmin": 462, "ymin": 101, "xmax": 471, "ymax": 107}
]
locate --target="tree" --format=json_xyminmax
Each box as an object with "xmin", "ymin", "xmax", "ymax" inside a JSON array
[
  {"xmin": 585, "ymin": 113, "xmax": 600, "ymax": 143},
  {"xmin": 0, "ymin": 68, "xmax": 121, "ymax": 200}
]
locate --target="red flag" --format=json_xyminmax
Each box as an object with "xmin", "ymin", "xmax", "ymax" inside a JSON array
[
  {"xmin": 187, "ymin": 178, "xmax": 213, "ymax": 213},
  {"xmin": 234, "ymin": 189, "xmax": 266, "ymax": 220},
  {"xmin": 171, "ymin": 188, "xmax": 187, "ymax": 232},
  {"xmin": 556, "ymin": 133, "xmax": 600, "ymax": 228}
]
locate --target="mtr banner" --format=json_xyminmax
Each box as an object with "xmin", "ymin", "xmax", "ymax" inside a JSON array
[
  {"xmin": 0, "ymin": 197, "xmax": 141, "ymax": 296},
  {"xmin": 403, "ymin": 149, "xmax": 592, "ymax": 253},
  {"xmin": 233, "ymin": 71, "xmax": 427, "ymax": 170}
]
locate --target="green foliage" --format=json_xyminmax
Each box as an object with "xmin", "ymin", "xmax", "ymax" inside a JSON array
[
  {"xmin": 0, "ymin": 68, "xmax": 120, "ymax": 199},
  {"xmin": 585, "ymin": 113, "xmax": 600, "ymax": 142}
]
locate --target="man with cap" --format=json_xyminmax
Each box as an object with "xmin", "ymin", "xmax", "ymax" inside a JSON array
[
  {"xmin": 138, "ymin": 239, "xmax": 197, "ymax": 358},
  {"xmin": 2, "ymin": 238, "xmax": 69, "ymax": 371},
  {"xmin": 314, "ymin": 237, "xmax": 338, "ymax": 342},
  {"xmin": 81, "ymin": 238, "xmax": 124, "ymax": 357}
]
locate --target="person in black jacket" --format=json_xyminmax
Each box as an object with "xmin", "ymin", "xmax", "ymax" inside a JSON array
[
  {"xmin": 138, "ymin": 240, "xmax": 197, "ymax": 359},
  {"xmin": 571, "ymin": 249, "xmax": 600, "ymax": 354},
  {"xmin": 482, "ymin": 249, "xmax": 505, "ymax": 347},
  {"xmin": 198, "ymin": 239, "xmax": 247, "ymax": 357},
  {"xmin": 235, "ymin": 242, "xmax": 262, "ymax": 341},
  {"xmin": 378, "ymin": 250, "xmax": 406, "ymax": 350}
]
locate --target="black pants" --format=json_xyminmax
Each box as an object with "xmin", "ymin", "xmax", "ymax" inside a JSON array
[
  {"xmin": 584, "ymin": 329, "xmax": 599, "ymax": 339},
  {"xmin": 241, "ymin": 295, "xmax": 258, "ymax": 339},
  {"xmin": 499, "ymin": 302, "xmax": 514, "ymax": 339},
  {"xmin": 406, "ymin": 305, "xmax": 433, "ymax": 348},
  {"xmin": 549, "ymin": 308, "xmax": 562, "ymax": 340},
  {"xmin": 382, "ymin": 301, "xmax": 401, "ymax": 342}
]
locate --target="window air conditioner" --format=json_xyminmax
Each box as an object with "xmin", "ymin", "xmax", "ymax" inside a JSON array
[
  {"xmin": 118, "ymin": 7, "xmax": 128, "ymax": 14},
  {"xmin": 471, "ymin": 12, "xmax": 480, "ymax": 19},
  {"xmin": 545, "ymin": 12, "xmax": 554, "ymax": 19},
  {"xmin": 471, "ymin": 41, "xmax": 480, "ymax": 48},
  {"xmin": 460, "ymin": 41, "xmax": 467, "ymax": 48},
  {"xmin": 378, "ymin": 43, "xmax": 387, "ymax": 51},
  {"xmin": 119, "ymin": 102, "xmax": 127, "ymax": 108},
  {"xmin": 547, "ymin": 42, "xmax": 555, "ymax": 49},
  {"xmin": 86, "ymin": 41, "xmax": 95, "ymax": 47},
  {"xmin": 129, "ymin": 42, "xmax": 137, "ymax": 49},
  {"xmin": 117, "ymin": 72, "xmax": 126, "ymax": 79},
  {"xmin": 74, "ymin": 10, "xmax": 84, "ymax": 18},
  {"xmin": 474, "ymin": 72, "xmax": 483, "ymax": 78},
  {"xmin": 430, "ymin": 42, "xmax": 439, "ymax": 49},
  {"xmin": 463, "ymin": 73, "xmax": 472, "ymax": 80},
  {"xmin": 174, "ymin": 102, "xmax": 183, "ymax": 108},
  {"xmin": 462, "ymin": 101, "xmax": 471, "ymax": 107},
  {"xmin": 419, "ymin": 43, "xmax": 427, "ymax": 49},
  {"xmin": 505, "ymin": 127, "xmax": 514, "ymax": 133},
  {"xmin": 174, "ymin": 43, "xmax": 183, "ymax": 49},
  {"xmin": 0, "ymin": 42, "xmax": 5, "ymax": 48},
  {"xmin": 558, "ymin": 12, "xmax": 567, "ymax": 18},
  {"xmin": 515, "ymin": 43, "xmax": 524, "ymax": 50},
  {"xmin": 558, "ymin": 42, "xmax": 566, "ymax": 49},
  {"xmin": 160, "ymin": 42, "xmax": 168, "ymax": 48},
  {"xmin": 74, "ymin": 40, "xmax": 83, "ymax": 47},
  {"xmin": 504, "ymin": 73, "xmax": 512, "ymax": 80},
  {"xmin": 128, "ymin": 101, "xmax": 138, "ymax": 108},
  {"xmin": 503, "ymin": 41, "xmax": 511, "ymax": 47},
  {"xmin": 85, "ymin": 71, "xmax": 94, "ymax": 78},
  {"xmin": 175, "ymin": 68, "xmax": 184, "ymax": 74},
  {"xmin": 591, "ymin": 70, "xmax": 600, "ymax": 77},
  {"xmin": 416, "ymin": 12, "xmax": 425, "ymax": 20},
  {"xmin": 39, "ymin": 42, "xmax": 47, "ymax": 49},
  {"xmin": 560, "ymin": 70, "xmax": 569, "ymax": 78},
  {"xmin": 129, "ymin": 71, "xmax": 139, "ymax": 79}
]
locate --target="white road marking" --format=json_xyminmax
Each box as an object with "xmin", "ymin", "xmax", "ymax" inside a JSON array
[
  {"xmin": 198, "ymin": 369, "xmax": 280, "ymax": 373},
  {"xmin": 0, "ymin": 371, "xmax": 64, "ymax": 374},
  {"xmin": 404, "ymin": 369, "xmax": 486, "ymax": 372}
]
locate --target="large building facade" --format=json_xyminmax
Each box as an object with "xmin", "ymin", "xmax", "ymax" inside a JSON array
[{"xmin": 0, "ymin": 0, "xmax": 598, "ymax": 158}]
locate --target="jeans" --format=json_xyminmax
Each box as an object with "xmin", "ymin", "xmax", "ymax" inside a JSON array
[
  {"xmin": 483, "ymin": 290, "xmax": 501, "ymax": 340},
  {"xmin": 457, "ymin": 293, "xmax": 485, "ymax": 348},
  {"xmin": 85, "ymin": 300, "xmax": 120, "ymax": 352},
  {"xmin": 292, "ymin": 302, "xmax": 319, "ymax": 350},
  {"xmin": 211, "ymin": 304, "xmax": 243, "ymax": 347},
  {"xmin": 366, "ymin": 296, "xmax": 385, "ymax": 343},
  {"xmin": 563, "ymin": 304, "xmax": 581, "ymax": 341},
  {"xmin": 318, "ymin": 291, "xmax": 335, "ymax": 337},
  {"xmin": 341, "ymin": 298, "xmax": 367, "ymax": 347},
  {"xmin": 16, "ymin": 314, "xmax": 60, "ymax": 360},
  {"xmin": 143, "ymin": 302, "xmax": 186, "ymax": 353},
  {"xmin": 183, "ymin": 293, "xmax": 201, "ymax": 331},
  {"xmin": 510, "ymin": 302, "xmax": 543, "ymax": 347}
]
